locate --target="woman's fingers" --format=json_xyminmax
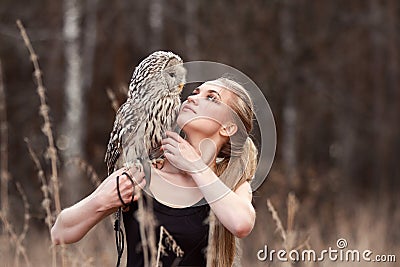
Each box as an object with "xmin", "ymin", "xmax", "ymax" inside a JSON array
[
  {"xmin": 161, "ymin": 137, "xmax": 179, "ymax": 147},
  {"xmin": 116, "ymin": 174, "xmax": 132, "ymax": 206},
  {"xmin": 162, "ymin": 135, "xmax": 190, "ymax": 156},
  {"xmin": 116, "ymin": 168, "xmax": 146, "ymax": 206},
  {"xmin": 165, "ymin": 130, "xmax": 187, "ymax": 144},
  {"xmin": 161, "ymin": 143, "xmax": 176, "ymax": 155},
  {"xmin": 126, "ymin": 165, "xmax": 145, "ymax": 179}
]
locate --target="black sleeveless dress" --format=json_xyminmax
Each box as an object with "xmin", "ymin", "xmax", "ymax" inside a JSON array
[{"xmin": 123, "ymin": 196, "xmax": 210, "ymax": 267}]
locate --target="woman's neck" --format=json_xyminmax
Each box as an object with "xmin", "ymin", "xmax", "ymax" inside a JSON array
[
  {"xmin": 184, "ymin": 132, "xmax": 220, "ymax": 171},
  {"xmin": 160, "ymin": 157, "xmax": 217, "ymax": 175}
]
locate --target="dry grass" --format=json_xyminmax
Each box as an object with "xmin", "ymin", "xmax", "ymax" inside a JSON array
[
  {"xmin": 1, "ymin": 56, "xmax": 31, "ymax": 267},
  {"xmin": 16, "ymin": 20, "xmax": 61, "ymax": 216},
  {"xmin": 266, "ymin": 193, "xmax": 310, "ymax": 267},
  {"xmin": 156, "ymin": 226, "xmax": 184, "ymax": 265},
  {"xmin": 15, "ymin": 19, "xmax": 66, "ymax": 267},
  {"xmin": 25, "ymin": 137, "xmax": 57, "ymax": 264},
  {"xmin": 267, "ymin": 198, "xmax": 287, "ymax": 244},
  {"xmin": 106, "ymin": 88, "xmax": 121, "ymax": 113},
  {"xmin": 66, "ymin": 157, "xmax": 102, "ymax": 187},
  {"xmin": 0, "ymin": 182, "xmax": 31, "ymax": 267}
]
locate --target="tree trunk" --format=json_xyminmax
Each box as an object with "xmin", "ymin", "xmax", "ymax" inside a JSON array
[
  {"xmin": 62, "ymin": 0, "xmax": 84, "ymax": 204},
  {"xmin": 0, "ymin": 60, "xmax": 9, "ymax": 218},
  {"xmin": 279, "ymin": 0, "xmax": 298, "ymax": 188},
  {"xmin": 149, "ymin": 0, "xmax": 163, "ymax": 51},
  {"xmin": 369, "ymin": 0, "xmax": 386, "ymax": 198},
  {"xmin": 82, "ymin": 0, "xmax": 98, "ymax": 92},
  {"xmin": 385, "ymin": 0, "xmax": 399, "ymax": 195},
  {"xmin": 185, "ymin": 0, "xmax": 199, "ymax": 60}
]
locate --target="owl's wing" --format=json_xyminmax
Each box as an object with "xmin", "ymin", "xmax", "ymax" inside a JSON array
[{"xmin": 105, "ymin": 99, "xmax": 143, "ymax": 175}]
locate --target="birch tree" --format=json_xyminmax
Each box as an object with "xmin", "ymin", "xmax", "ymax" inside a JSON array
[
  {"xmin": 149, "ymin": 0, "xmax": 163, "ymax": 51},
  {"xmin": 185, "ymin": 0, "xmax": 199, "ymax": 60},
  {"xmin": 62, "ymin": 0, "xmax": 84, "ymax": 204},
  {"xmin": 369, "ymin": 0, "xmax": 386, "ymax": 196},
  {"xmin": 279, "ymin": 0, "xmax": 298, "ymax": 187},
  {"xmin": 82, "ymin": 0, "xmax": 98, "ymax": 93}
]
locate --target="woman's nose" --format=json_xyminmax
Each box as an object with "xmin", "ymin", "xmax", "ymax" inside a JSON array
[{"xmin": 187, "ymin": 94, "xmax": 198, "ymax": 104}]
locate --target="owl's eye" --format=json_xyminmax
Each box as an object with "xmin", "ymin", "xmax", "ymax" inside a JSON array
[{"xmin": 169, "ymin": 72, "xmax": 175, "ymax": 78}]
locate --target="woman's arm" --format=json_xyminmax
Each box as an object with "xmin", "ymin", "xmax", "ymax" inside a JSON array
[
  {"xmin": 161, "ymin": 131, "xmax": 256, "ymax": 238},
  {"xmin": 191, "ymin": 167, "xmax": 255, "ymax": 238},
  {"xmin": 51, "ymin": 167, "xmax": 146, "ymax": 245}
]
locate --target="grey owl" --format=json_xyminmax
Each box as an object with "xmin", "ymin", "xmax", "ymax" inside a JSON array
[{"xmin": 105, "ymin": 51, "xmax": 186, "ymax": 176}]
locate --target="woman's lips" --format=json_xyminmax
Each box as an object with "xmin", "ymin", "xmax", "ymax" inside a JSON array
[{"xmin": 182, "ymin": 105, "xmax": 196, "ymax": 113}]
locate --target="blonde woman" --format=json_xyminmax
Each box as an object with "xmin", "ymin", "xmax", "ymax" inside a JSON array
[{"xmin": 51, "ymin": 77, "xmax": 258, "ymax": 267}]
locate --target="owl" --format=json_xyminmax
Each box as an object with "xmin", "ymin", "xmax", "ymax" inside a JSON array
[{"xmin": 105, "ymin": 51, "xmax": 186, "ymax": 176}]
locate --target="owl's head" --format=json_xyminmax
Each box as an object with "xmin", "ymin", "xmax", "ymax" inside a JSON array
[{"xmin": 128, "ymin": 51, "xmax": 186, "ymax": 99}]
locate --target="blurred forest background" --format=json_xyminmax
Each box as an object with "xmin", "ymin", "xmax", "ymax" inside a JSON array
[{"xmin": 0, "ymin": 0, "xmax": 399, "ymax": 266}]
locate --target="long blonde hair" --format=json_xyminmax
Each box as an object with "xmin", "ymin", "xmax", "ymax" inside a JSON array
[{"xmin": 205, "ymin": 78, "xmax": 258, "ymax": 267}]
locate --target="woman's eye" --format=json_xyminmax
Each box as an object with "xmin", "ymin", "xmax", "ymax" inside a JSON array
[
  {"xmin": 207, "ymin": 95, "xmax": 218, "ymax": 102},
  {"xmin": 187, "ymin": 91, "xmax": 218, "ymax": 102}
]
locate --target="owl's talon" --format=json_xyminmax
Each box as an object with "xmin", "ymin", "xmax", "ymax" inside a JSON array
[
  {"xmin": 151, "ymin": 158, "xmax": 165, "ymax": 169},
  {"xmin": 134, "ymin": 160, "xmax": 144, "ymax": 173}
]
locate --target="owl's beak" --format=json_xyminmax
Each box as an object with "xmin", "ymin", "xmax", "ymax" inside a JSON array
[{"xmin": 178, "ymin": 83, "xmax": 184, "ymax": 92}]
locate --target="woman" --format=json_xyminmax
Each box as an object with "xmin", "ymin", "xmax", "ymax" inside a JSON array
[{"xmin": 51, "ymin": 77, "xmax": 258, "ymax": 267}]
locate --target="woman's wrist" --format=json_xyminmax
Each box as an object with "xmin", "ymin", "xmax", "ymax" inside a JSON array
[
  {"xmin": 186, "ymin": 159, "xmax": 209, "ymax": 175},
  {"xmin": 189, "ymin": 161, "xmax": 213, "ymax": 181},
  {"xmin": 190, "ymin": 166, "xmax": 231, "ymax": 204}
]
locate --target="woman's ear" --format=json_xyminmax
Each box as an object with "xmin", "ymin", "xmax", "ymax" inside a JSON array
[{"xmin": 219, "ymin": 123, "xmax": 238, "ymax": 137}]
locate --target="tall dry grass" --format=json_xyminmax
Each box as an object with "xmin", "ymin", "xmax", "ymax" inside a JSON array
[
  {"xmin": 1, "ymin": 57, "xmax": 31, "ymax": 267},
  {"xmin": 264, "ymin": 193, "xmax": 310, "ymax": 267},
  {"xmin": 0, "ymin": 20, "xmax": 115, "ymax": 267},
  {"xmin": 15, "ymin": 19, "xmax": 65, "ymax": 267},
  {"xmin": 0, "ymin": 182, "xmax": 31, "ymax": 267}
]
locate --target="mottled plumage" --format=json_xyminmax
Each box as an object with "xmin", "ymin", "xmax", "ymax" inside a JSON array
[{"xmin": 105, "ymin": 51, "xmax": 186, "ymax": 175}]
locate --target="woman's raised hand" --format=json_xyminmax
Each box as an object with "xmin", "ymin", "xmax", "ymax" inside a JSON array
[
  {"xmin": 51, "ymin": 166, "xmax": 146, "ymax": 245},
  {"xmin": 161, "ymin": 131, "xmax": 212, "ymax": 174}
]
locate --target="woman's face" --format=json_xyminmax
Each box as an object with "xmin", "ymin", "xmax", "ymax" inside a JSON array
[{"xmin": 177, "ymin": 81, "xmax": 236, "ymax": 138}]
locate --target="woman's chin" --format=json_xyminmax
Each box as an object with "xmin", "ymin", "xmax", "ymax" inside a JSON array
[{"xmin": 176, "ymin": 113, "xmax": 197, "ymax": 130}]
